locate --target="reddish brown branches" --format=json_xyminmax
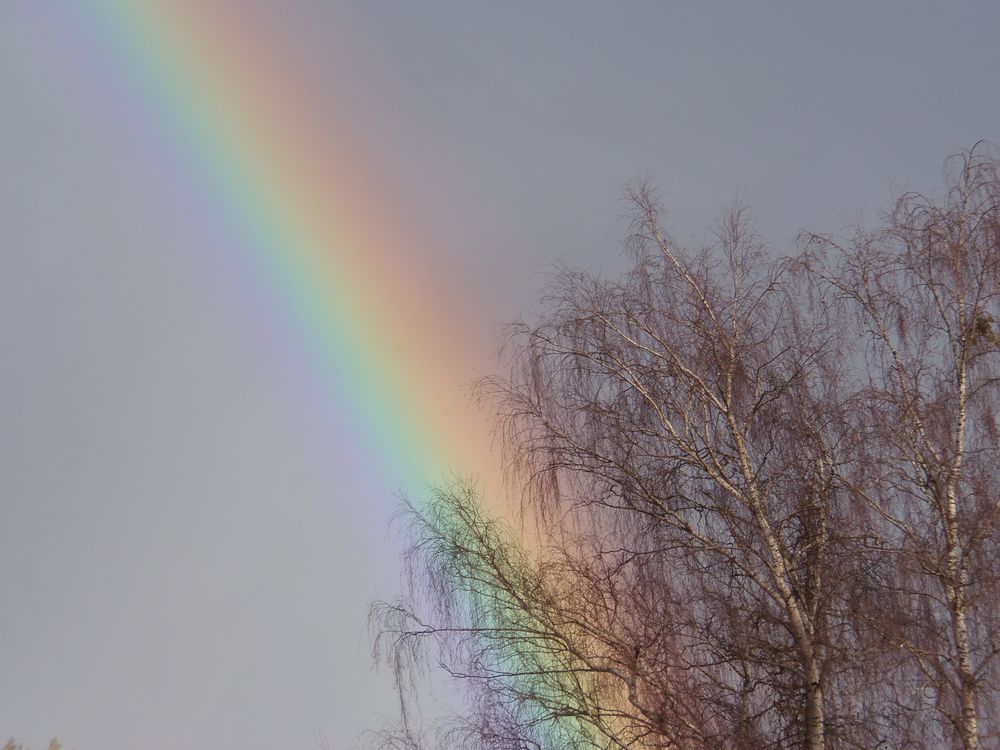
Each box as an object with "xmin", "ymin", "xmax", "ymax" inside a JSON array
[{"xmin": 371, "ymin": 145, "xmax": 1000, "ymax": 750}]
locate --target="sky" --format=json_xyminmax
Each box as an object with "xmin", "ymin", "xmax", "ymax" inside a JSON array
[{"xmin": 1, "ymin": 2, "xmax": 999, "ymax": 749}]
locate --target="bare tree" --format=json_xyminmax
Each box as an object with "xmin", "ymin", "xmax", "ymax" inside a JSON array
[
  {"xmin": 804, "ymin": 144, "xmax": 1000, "ymax": 749},
  {"xmin": 371, "ymin": 147, "xmax": 1000, "ymax": 750}
]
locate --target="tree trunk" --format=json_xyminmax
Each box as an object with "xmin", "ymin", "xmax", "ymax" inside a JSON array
[
  {"xmin": 952, "ymin": 575, "xmax": 980, "ymax": 750},
  {"xmin": 805, "ymin": 656, "xmax": 825, "ymax": 750}
]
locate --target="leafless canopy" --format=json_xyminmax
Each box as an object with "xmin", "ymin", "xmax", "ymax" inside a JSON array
[{"xmin": 371, "ymin": 145, "xmax": 1000, "ymax": 750}]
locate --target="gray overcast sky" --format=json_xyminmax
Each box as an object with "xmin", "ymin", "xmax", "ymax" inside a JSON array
[{"xmin": 2, "ymin": 2, "xmax": 999, "ymax": 749}]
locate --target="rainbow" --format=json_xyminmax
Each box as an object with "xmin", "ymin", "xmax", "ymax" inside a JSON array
[
  {"xmin": 70, "ymin": 2, "xmax": 614, "ymax": 744},
  {"xmin": 76, "ymin": 0, "xmax": 500, "ymax": 495}
]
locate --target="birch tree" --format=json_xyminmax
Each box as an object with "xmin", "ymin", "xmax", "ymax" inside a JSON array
[
  {"xmin": 371, "ymin": 146, "xmax": 1000, "ymax": 750},
  {"xmin": 805, "ymin": 145, "xmax": 1000, "ymax": 749}
]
